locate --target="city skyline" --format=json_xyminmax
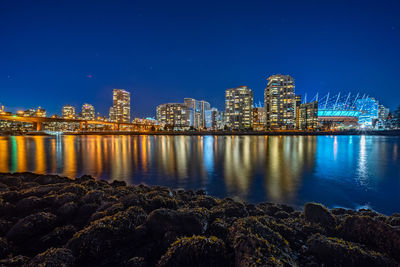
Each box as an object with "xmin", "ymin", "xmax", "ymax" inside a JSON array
[
  {"xmin": 1, "ymin": 1, "xmax": 400, "ymax": 117},
  {"xmin": 0, "ymin": 78, "xmax": 392, "ymax": 120}
]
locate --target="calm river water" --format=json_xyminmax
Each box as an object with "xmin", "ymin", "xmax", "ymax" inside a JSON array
[{"xmin": 0, "ymin": 135, "xmax": 399, "ymax": 214}]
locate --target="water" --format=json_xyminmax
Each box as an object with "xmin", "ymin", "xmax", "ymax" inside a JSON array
[{"xmin": 0, "ymin": 135, "xmax": 399, "ymax": 215}]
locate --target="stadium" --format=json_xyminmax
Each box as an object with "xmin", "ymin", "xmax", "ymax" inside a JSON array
[{"xmin": 306, "ymin": 92, "xmax": 379, "ymax": 129}]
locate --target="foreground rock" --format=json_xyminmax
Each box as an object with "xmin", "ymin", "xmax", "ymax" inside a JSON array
[{"xmin": 0, "ymin": 172, "xmax": 399, "ymax": 266}]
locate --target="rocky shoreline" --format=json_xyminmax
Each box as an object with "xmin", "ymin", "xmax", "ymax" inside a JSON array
[{"xmin": 0, "ymin": 173, "xmax": 399, "ymax": 266}]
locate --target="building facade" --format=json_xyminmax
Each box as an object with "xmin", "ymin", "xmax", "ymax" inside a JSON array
[
  {"xmin": 264, "ymin": 75, "xmax": 296, "ymax": 129},
  {"xmin": 225, "ymin": 86, "xmax": 253, "ymax": 130},
  {"xmin": 211, "ymin": 108, "xmax": 224, "ymax": 130},
  {"xmin": 111, "ymin": 89, "xmax": 130, "ymax": 123},
  {"xmin": 295, "ymin": 95, "xmax": 302, "ymax": 129},
  {"xmin": 62, "ymin": 105, "xmax": 76, "ymax": 119},
  {"xmin": 299, "ymin": 101, "xmax": 318, "ymax": 130},
  {"xmin": 252, "ymin": 107, "xmax": 266, "ymax": 130},
  {"xmin": 81, "ymin": 103, "xmax": 95, "ymax": 120},
  {"xmin": 378, "ymin": 105, "xmax": 389, "ymax": 121},
  {"xmin": 156, "ymin": 103, "xmax": 192, "ymax": 130},
  {"xmin": 355, "ymin": 97, "xmax": 379, "ymax": 128},
  {"xmin": 184, "ymin": 98, "xmax": 211, "ymax": 129}
]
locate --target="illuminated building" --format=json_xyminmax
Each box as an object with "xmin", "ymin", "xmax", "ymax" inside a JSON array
[
  {"xmin": 225, "ymin": 86, "xmax": 253, "ymax": 130},
  {"xmin": 81, "ymin": 103, "xmax": 95, "ymax": 120},
  {"xmin": 211, "ymin": 108, "xmax": 224, "ymax": 130},
  {"xmin": 111, "ymin": 89, "xmax": 130, "ymax": 123},
  {"xmin": 109, "ymin": 107, "xmax": 115, "ymax": 122},
  {"xmin": 299, "ymin": 101, "xmax": 318, "ymax": 130},
  {"xmin": 36, "ymin": 107, "xmax": 46, "ymax": 117},
  {"xmin": 295, "ymin": 95, "xmax": 302, "ymax": 129},
  {"xmin": 252, "ymin": 107, "xmax": 266, "ymax": 130},
  {"xmin": 156, "ymin": 103, "xmax": 192, "ymax": 130},
  {"xmin": 264, "ymin": 75, "xmax": 296, "ymax": 129},
  {"xmin": 23, "ymin": 108, "xmax": 36, "ymax": 117},
  {"xmin": 157, "ymin": 98, "xmax": 213, "ymax": 130},
  {"xmin": 184, "ymin": 98, "xmax": 211, "ymax": 129},
  {"xmin": 314, "ymin": 92, "xmax": 382, "ymax": 129},
  {"xmin": 62, "ymin": 105, "xmax": 76, "ymax": 119},
  {"xmin": 0, "ymin": 105, "xmax": 5, "ymax": 114},
  {"xmin": 355, "ymin": 97, "xmax": 379, "ymax": 128},
  {"xmin": 378, "ymin": 105, "xmax": 389, "ymax": 121},
  {"xmin": 22, "ymin": 107, "xmax": 47, "ymax": 117}
]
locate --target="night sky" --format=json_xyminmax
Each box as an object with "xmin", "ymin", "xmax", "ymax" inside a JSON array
[{"xmin": 1, "ymin": 0, "xmax": 399, "ymax": 118}]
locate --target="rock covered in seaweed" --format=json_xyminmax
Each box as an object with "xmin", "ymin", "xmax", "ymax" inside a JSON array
[
  {"xmin": 158, "ymin": 236, "xmax": 229, "ymax": 267},
  {"xmin": 0, "ymin": 172, "xmax": 399, "ymax": 266}
]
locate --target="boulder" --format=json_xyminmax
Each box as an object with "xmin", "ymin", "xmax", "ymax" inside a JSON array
[
  {"xmin": 54, "ymin": 192, "xmax": 79, "ymax": 207},
  {"xmin": 194, "ymin": 195, "xmax": 218, "ymax": 209},
  {"xmin": 15, "ymin": 196, "xmax": 46, "ymax": 214},
  {"xmin": 307, "ymin": 233, "xmax": 397, "ymax": 266},
  {"xmin": 210, "ymin": 200, "xmax": 248, "ymax": 220},
  {"xmin": 145, "ymin": 208, "xmax": 205, "ymax": 236},
  {"xmin": 20, "ymin": 184, "xmax": 63, "ymax": 199},
  {"xmin": 0, "ymin": 175, "xmax": 21, "ymax": 187},
  {"xmin": 0, "ymin": 182, "xmax": 8, "ymax": 192},
  {"xmin": 0, "ymin": 219, "xmax": 13, "ymax": 236},
  {"xmin": 206, "ymin": 218, "xmax": 229, "ymax": 241},
  {"xmin": 110, "ymin": 180, "xmax": 126, "ymax": 187},
  {"xmin": 57, "ymin": 201, "xmax": 78, "ymax": 218},
  {"xmin": 127, "ymin": 256, "xmax": 146, "ymax": 267},
  {"xmin": 229, "ymin": 216, "xmax": 294, "ymax": 266},
  {"xmin": 338, "ymin": 215, "xmax": 400, "ymax": 261},
  {"xmin": 274, "ymin": 211, "xmax": 290, "ymax": 219},
  {"xmin": 6, "ymin": 212, "xmax": 57, "ymax": 243},
  {"xmin": 58, "ymin": 184, "xmax": 87, "ymax": 196},
  {"xmin": 0, "ymin": 237, "xmax": 14, "ymax": 259},
  {"xmin": 158, "ymin": 236, "xmax": 228, "ymax": 267},
  {"xmin": 40, "ymin": 225, "xmax": 77, "ymax": 248},
  {"xmin": 27, "ymin": 248, "xmax": 75, "ymax": 267},
  {"xmin": 67, "ymin": 206, "xmax": 146, "ymax": 263},
  {"xmin": 33, "ymin": 174, "xmax": 68, "ymax": 185},
  {"xmin": 144, "ymin": 195, "xmax": 178, "ymax": 212},
  {"xmin": 304, "ymin": 202, "xmax": 336, "ymax": 228},
  {"xmin": 82, "ymin": 190, "xmax": 104, "ymax": 204},
  {"xmin": 0, "ymin": 255, "xmax": 30, "ymax": 266}
]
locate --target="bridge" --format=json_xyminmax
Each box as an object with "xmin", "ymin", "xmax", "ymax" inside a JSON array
[{"xmin": 0, "ymin": 114, "xmax": 158, "ymax": 132}]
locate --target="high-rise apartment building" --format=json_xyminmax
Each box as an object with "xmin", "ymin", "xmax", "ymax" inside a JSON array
[
  {"xmin": 211, "ymin": 108, "xmax": 224, "ymax": 130},
  {"xmin": 378, "ymin": 105, "xmax": 389, "ymax": 121},
  {"xmin": 299, "ymin": 101, "xmax": 318, "ymax": 130},
  {"xmin": 225, "ymin": 86, "xmax": 253, "ymax": 129},
  {"xmin": 111, "ymin": 89, "xmax": 130, "ymax": 123},
  {"xmin": 156, "ymin": 103, "xmax": 192, "ymax": 129},
  {"xmin": 264, "ymin": 75, "xmax": 296, "ymax": 129},
  {"xmin": 252, "ymin": 107, "xmax": 266, "ymax": 130},
  {"xmin": 295, "ymin": 95, "xmax": 302, "ymax": 129},
  {"xmin": 355, "ymin": 97, "xmax": 379, "ymax": 128},
  {"xmin": 62, "ymin": 105, "xmax": 76, "ymax": 119},
  {"xmin": 81, "ymin": 103, "xmax": 95, "ymax": 120},
  {"xmin": 184, "ymin": 98, "xmax": 211, "ymax": 128}
]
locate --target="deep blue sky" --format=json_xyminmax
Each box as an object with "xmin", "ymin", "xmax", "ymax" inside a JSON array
[{"xmin": 1, "ymin": 0, "xmax": 399, "ymax": 117}]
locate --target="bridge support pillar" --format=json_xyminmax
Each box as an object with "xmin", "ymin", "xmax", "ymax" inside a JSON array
[{"xmin": 34, "ymin": 122, "xmax": 43, "ymax": 131}]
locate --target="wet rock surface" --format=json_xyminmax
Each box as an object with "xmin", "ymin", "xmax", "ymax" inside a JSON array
[{"xmin": 0, "ymin": 172, "xmax": 399, "ymax": 266}]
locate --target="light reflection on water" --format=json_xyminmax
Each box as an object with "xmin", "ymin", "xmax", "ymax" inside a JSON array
[{"xmin": 0, "ymin": 135, "xmax": 399, "ymax": 214}]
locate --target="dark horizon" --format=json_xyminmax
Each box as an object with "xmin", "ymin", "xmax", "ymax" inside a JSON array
[{"xmin": 1, "ymin": 0, "xmax": 399, "ymax": 118}]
